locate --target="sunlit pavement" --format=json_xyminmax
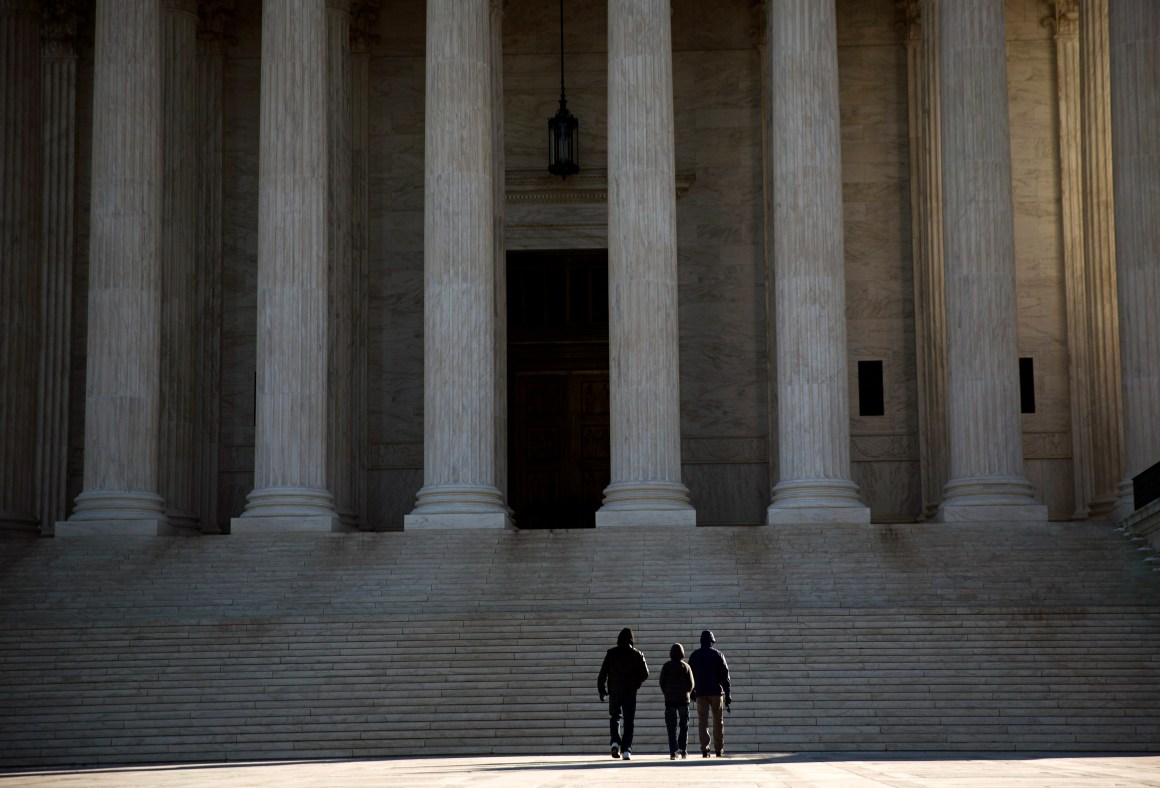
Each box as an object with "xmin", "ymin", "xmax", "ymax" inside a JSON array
[{"xmin": 4, "ymin": 753, "xmax": 1160, "ymax": 787}]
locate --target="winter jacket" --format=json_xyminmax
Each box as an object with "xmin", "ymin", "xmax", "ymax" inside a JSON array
[
  {"xmin": 659, "ymin": 658, "xmax": 695, "ymax": 706},
  {"xmin": 688, "ymin": 646, "xmax": 731, "ymax": 698},
  {"xmin": 598, "ymin": 644, "xmax": 649, "ymax": 697}
]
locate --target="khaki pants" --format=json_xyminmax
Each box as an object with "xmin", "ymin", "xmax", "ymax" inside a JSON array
[{"xmin": 696, "ymin": 695, "xmax": 724, "ymax": 753}]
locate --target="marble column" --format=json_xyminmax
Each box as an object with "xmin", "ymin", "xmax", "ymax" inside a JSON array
[
  {"xmin": 1048, "ymin": 0, "xmax": 1094, "ymax": 520},
  {"xmin": 326, "ymin": 0, "xmax": 359, "ymax": 530},
  {"xmin": 194, "ymin": 0, "xmax": 232, "ymax": 533},
  {"xmin": 1109, "ymin": 0, "xmax": 1160, "ymax": 514},
  {"xmin": 904, "ymin": 0, "xmax": 950, "ymax": 521},
  {"xmin": 351, "ymin": 0, "xmax": 376, "ymax": 528},
  {"xmin": 1, "ymin": 0, "xmax": 43, "ymax": 533},
  {"xmin": 765, "ymin": 0, "xmax": 868, "ymax": 525},
  {"xmin": 63, "ymin": 0, "xmax": 168, "ymax": 533},
  {"xmin": 160, "ymin": 0, "xmax": 200, "ymax": 533},
  {"xmin": 490, "ymin": 0, "xmax": 509, "ymax": 511},
  {"xmin": 405, "ymin": 0, "xmax": 510, "ymax": 529},
  {"xmin": 934, "ymin": 0, "xmax": 1045, "ymax": 522},
  {"xmin": 233, "ymin": 0, "xmax": 339, "ymax": 532},
  {"xmin": 598, "ymin": 0, "xmax": 694, "ymax": 527},
  {"xmin": 1079, "ymin": 0, "xmax": 1127, "ymax": 520},
  {"xmin": 35, "ymin": 1, "xmax": 81, "ymax": 535}
]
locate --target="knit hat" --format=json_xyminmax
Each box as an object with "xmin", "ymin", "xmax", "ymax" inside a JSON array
[
  {"xmin": 700, "ymin": 630, "xmax": 715, "ymax": 647},
  {"xmin": 618, "ymin": 628, "xmax": 635, "ymax": 646},
  {"xmin": 670, "ymin": 643, "xmax": 684, "ymax": 660}
]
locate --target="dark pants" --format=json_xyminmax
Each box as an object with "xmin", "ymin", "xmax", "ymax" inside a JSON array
[
  {"xmin": 608, "ymin": 693, "xmax": 637, "ymax": 752},
  {"xmin": 664, "ymin": 703, "xmax": 690, "ymax": 755}
]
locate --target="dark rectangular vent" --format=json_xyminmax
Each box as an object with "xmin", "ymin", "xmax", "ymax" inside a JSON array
[{"xmin": 858, "ymin": 360, "xmax": 884, "ymax": 417}]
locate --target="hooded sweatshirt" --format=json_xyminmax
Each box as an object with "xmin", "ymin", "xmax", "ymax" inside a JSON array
[
  {"xmin": 659, "ymin": 643, "xmax": 695, "ymax": 706},
  {"xmin": 597, "ymin": 628, "xmax": 649, "ymax": 697},
  {"xmin": 688, "ymin": 630, "xmax": 731, "ymax": 698}
]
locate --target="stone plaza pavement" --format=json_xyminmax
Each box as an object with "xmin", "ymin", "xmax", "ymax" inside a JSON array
[{"xmin": 3, "ymin": 753, "xmax": 1160, "ymax": 787}]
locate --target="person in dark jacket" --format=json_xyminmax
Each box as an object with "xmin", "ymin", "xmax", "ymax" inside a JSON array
[
  {"xmin": 658, "ymin": 642, "xmax": 695, "ymax": 759},
  {"xmin": 688, "ymin": 629, "xmax": 731, "ymax": 757},
  {"xmin": 597, "ymin": 627, "xmax": 649, "ymax": 760}
]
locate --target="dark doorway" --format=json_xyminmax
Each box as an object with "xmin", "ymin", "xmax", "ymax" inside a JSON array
[{"xmin": 507, "ymin": 250, "xmax": 610, "ymax": 529}]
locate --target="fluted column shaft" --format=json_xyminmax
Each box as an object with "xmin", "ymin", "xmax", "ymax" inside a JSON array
[
  {"xmin": 598, "ymin": 0, "xmax": 694, "ymax": 527},
  {"xmin": 1109, "ymin": 0, "xmax": 1160, "ymax": 508},
  {"xmin": 1080, "ymin": 0, "xmax": 1127, "ymax": 519},
  {"xmin": 36, "ymin": 3, "xmax": 80, "ymax": 534},
  {"xmin": 67, "ymin": 0, "xmax": 168, "ymax": 529},
  {"xmin": 326, "ymin": 0, "xmax": 358, "ymax": 529},
  {"xmin": 1050, "ymin": 1, "xmax": 1094, "ymax": 520},
  {"xmin": 934, "ymin": 0, "xmax": 1044, "ymax": 521},
  {"xmin": 905, "ymin": 0, "xmax": 950, "ymax": 520},
  {"xmin": 235, "ymin": 0, "xmax": 338, "ymax": 529},
  {"xmin": 351, "ymin": 1, "xmax": 375, "ymax": 529},
  {"xmin": 490, "ymin": 0, "xmax": 508, "ymax": 508},
  {"xmin": 194, "ymin": 1, "xmax": 231, "ymax": 533},
  {"xmin": 1, "ymin": 0, "xmax": 43, "ymax": 532},
  {"xmin": 160, "ymin": 0, "xmax": 199, "ymax": 532},
  {"xmin": 766, "ymin": 0, "xmax": 867, "ymax": 525},
  {"xmin": 406, "ymin": 0, "xmax": 509, "ymax": 529}
]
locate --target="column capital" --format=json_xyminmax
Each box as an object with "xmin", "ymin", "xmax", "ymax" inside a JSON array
[
  {"xmin": 896, "ymin": 0, "xmax": 921, "ymax": 43},
  {"xmin": 351, "ymin": 0, "xmax": 379, "ymax": 53},
  {"xmin": 41, "ymin": 0, "xmax": 81, "ymax": 57},
  {"xmin": 197, "ymin": 0, "xmax": 236, "ymax": 52},
  {"xmin": 1043, "ymin": 0, "xmax": 1079, "ymax": 38}
]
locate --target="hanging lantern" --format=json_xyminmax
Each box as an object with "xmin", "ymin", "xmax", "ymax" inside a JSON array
[{"xmin": 548, "ymin": 0, "xmax": 579, "ymax": 178}]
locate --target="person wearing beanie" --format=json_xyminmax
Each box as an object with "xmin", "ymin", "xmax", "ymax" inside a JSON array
[
  {"xmin": 688, "ymin": 629, "xmax": 732, "ymax": 757},
  {"xmin": 597, "ymin": 627, "xmax": 649, "ymax": 760},
  {"xmin": 658, "ymin": 642, "xmax": 695, "ymax": 759}
]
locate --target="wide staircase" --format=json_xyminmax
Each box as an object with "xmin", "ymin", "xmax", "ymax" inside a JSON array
[{"xmin": 2, "ymin": 523, "xmax": 1159, "ymax": 767}]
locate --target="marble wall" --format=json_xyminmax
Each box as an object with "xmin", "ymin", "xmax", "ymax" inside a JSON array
[{"xmin": 56, "ymin": 0, "xmax": 1076, "ymax": 527}]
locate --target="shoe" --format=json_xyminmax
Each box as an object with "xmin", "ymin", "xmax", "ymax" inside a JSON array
[
  {"xmin": 611, "ymin": 744, "xmax": 620, "ymax": 759},
  {"xmin": 670, "ymin": 753, "xmax": 677, "ymax": 760},
  {"xmin": 622, "ymin": 750, "xmax": 632, "ymax": 761},
  {"xmin": 715, "ymin": 749, "xmax": 723, "ymax": 757},
  {"xmin": 680, "ymin": 751, "xmax": 687, "ymax": 759},
  {"xmin": 702, "ymin": 749, "xmax": 710, "ymax": 758}
]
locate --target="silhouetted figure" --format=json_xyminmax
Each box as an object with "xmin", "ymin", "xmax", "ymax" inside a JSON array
[
  {"xmin": 659, "ymin": 642, "xmax": 695, "ymax": 759},
  {"xmin": 597, "ymin": 627, "xmax": 649, "ymax": 760},
  {"xmin": 689, "ymin": 629, "xmax": 732, "ymax": 757}
]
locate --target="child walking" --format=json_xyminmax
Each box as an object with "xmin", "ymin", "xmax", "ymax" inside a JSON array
[{"xmin": 658, "ymin": 642, "xmax": 695, "ymax": 759}]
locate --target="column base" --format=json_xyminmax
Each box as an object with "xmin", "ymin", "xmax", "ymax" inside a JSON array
[
  {"xmin": 933, "ymin": 475, "xmax": 1047, "ymax": 522},
  {"xmin": 55, "ymin": 519, "xmax": 171, "ymax": 536},
  {"xmin": 230, "ymin": 515, "xmax": 344, "ymax": 533},
  {"xmin": 767, "ymin": 478, "xmax": 870, "ymax": 524},
  {"xmin": 240, "ymin": 486, "xmax": 338, "ymax": 519},
  {"xmin": 69, "ymin": 489, "xmax": 168, "ymax": 522},
  {"xmin": 0, "ymin": 511, "xmax": 40, "ymax": 534},
  {"xmin": 405, "ymin": 483, "xmax": 512, "ymax": 529}
]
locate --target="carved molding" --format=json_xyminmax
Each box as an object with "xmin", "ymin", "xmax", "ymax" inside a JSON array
[{"xmin": 505, "ymin": 168, "xmax": 695, "ymax": 204}]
